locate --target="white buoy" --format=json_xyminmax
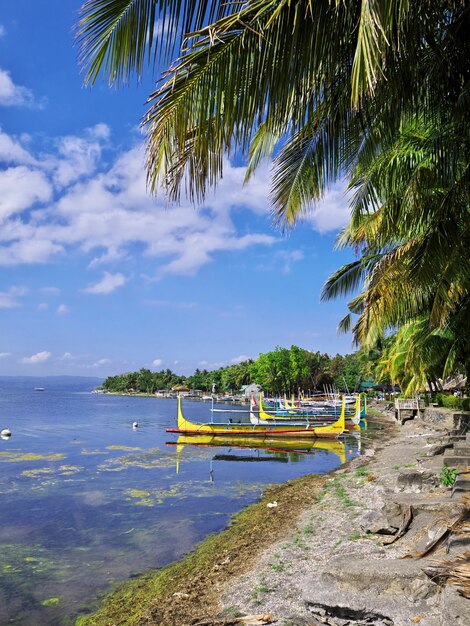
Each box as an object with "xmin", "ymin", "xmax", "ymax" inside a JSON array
[
  {"xmin": 1, "ymin": 429, "xmax": 11, "ymax": 438},
  {"xmin": 132, "ymin": 422, "xmax": 139, "ymax": 429}
]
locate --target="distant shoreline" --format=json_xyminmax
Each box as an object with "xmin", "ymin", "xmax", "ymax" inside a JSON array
[{"xmin": 94, "ymin": 390, "xmax": 251, "ymax": 404}]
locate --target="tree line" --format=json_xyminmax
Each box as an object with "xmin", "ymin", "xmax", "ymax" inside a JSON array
[{"xmin": 101, "ymin": 346, "xmax": 367, "ymax": 395}]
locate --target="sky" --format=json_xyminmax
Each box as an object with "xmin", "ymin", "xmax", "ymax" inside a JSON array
[{"xmin": 0, "ymin": 1, "xmax": 357, "ymax": 378}]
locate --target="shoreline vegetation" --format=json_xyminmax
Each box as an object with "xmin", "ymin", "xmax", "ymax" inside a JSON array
[
  {"xmin": 98, "ymin": 346, "xmax": 370, "ymax": 399},
  {"xmin": 97, "ymin": 345, "xmax": 468, "ymax": 411},
  {"xmin": 76, "ymin": 403, "xmax": 469, "ymax": 626}
]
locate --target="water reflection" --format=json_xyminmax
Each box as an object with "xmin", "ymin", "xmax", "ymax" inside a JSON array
[{"xmin": 168, "ymin": 434, "xmax": 348, "ymax": 469}]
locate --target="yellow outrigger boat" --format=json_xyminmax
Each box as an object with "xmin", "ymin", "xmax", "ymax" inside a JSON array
[{"xmin": 166, "ymin": 396, "xmax": 346, "ymax": 438}]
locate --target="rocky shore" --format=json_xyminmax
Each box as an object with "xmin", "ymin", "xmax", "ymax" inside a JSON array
[
  {"xmin": 218, "ymin": 405, "xmax": 469, "ymax": 626},
  {"xmin": 78, "ymin": 404, "xmax": 469, "ymax": 626}
]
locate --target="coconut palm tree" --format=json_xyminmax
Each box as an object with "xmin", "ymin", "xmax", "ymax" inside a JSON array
[
  {"xmin": 321, "ymin": 113, "xmax": 470, "ymax": 387},
  {"xmin": 77, "ymin": 2, "xmax": 470, "ymax": 220}
]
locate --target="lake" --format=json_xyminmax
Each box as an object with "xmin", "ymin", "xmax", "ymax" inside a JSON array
[{"xmin": 0, "ymin": 378, "xmax": 363, "ymax": 625}]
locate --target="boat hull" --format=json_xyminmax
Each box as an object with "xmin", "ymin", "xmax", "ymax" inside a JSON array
[
  {"xmin": 167, "ymin": 426, "xmax": 342, "ymax": 438},
  {"xmin": 167, "ymin": 396, "xmax": 346, "ymax": 438}
]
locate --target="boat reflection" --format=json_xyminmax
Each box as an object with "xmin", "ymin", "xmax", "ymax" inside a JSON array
[{"xmin": 167, "ymin": 434, "xmax": 347, "ymax": 474}]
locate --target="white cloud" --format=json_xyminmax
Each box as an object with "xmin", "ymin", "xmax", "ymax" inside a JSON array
[
  {"xmin": 0, "ymin": 132, "xmax": 276, "ymax": 268},
  {"xmin": 83, "ymin": 271, "xmax": 126, "ymax": 295},
  {"xmin": 152, "ymin": 358, "xmax": 162, "ymax": 367},
  {"xmin": 230, "ymin": 355, "xmax": 250, "ymax": 364},
  {"xmin": 0, "ymin": 129, "xmax": 277, "ymax": 273},
  {"xmin": 0, "ymin": 286, "xmax": 27, "ymax": 308},
  {"xmin": 0, "ymin": 166, "xmax": 52, "ymax": 219},
  {"xmin": 0, "ymin": 68, "xmax": 37, "ymax": 108},
  {"xmin": 0, "ymin": 130, "xmax": 37, "ymax": 165},
  {"xmin": 9, "ymin": 286, "xmax": 28, "ymax": 297},
  {"xmin": 38, "ymin": 302, "xmax": 48, "ymax": 310},
  {"xmin": 0, "ymin": 352, "xmax": 11, "ymax": 359},
  {"xmin": 0, "ymin": 238, "xmax": 64, "ymax": 265},
  {"xmin": 0, "ymin": 121, "xmax": 353, "ymax": 284},
  {"xmin": 87, "ymin": 123, "xmax": 110, "ymax": 140},
  {"xmin": 0, "ymin": 25, "xmax": 6, "ymax": 38},
  {"xmin": 59, "ymin": 352, "xmax": 73, "ymax": 361},
  {"xmin": 57, "ymin": 303, "xmax": 70, "ymax": 315},
  {"xmin": 278, "ymin": 249, "xmax": 305, "ymax": 274},
  {"xmin": 307, "ymin": 181, "xmax": 351, "ymax": 233},
  {"xmin": 88, "ymin": 358, "xmax": 111, "ymax": 368},
  {"xmin": 52, "ymin": 126, "xmax": 109, "ymax": 188},
  {"xmin": 21, "ymin": 350, "xmax": 51, "ymax": 364}
]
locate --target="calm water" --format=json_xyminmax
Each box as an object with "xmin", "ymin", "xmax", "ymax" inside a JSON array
[{"xmin": 0, "ymin": 379, "xmax": 362, "ymax": 625}]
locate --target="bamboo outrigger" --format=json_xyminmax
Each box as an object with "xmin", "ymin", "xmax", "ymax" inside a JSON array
[
  {"xmin": 166, "ymin": 396, "xmax": 346, "ymax": 438},
  {"xmin": 250, "ymin": 394, "xmax": 362, "ymax": 429}
]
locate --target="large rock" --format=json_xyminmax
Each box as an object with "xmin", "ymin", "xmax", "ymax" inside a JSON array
[
  {"xmin": 396, "ymin": 470, "xmax": 439, "ymax": 493},
  {"xmin": 439, "ymin": 585, "xmax": 470, "ymax": 626},
  {"xmin": 302, "ymin": 556, "xmax": 441, "ymax": 626},
  {"xmin": 424, "ymin": 410, "xmax": 446, "ymax": 424},
  {"xmin": 359, "ymin": 509, "xmax": 398, "ymax": 535}
]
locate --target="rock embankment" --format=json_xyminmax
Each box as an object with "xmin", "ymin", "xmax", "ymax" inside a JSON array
[{"xmin": 219, "ymin": 407, "xmax": 469, "ymax": 626}]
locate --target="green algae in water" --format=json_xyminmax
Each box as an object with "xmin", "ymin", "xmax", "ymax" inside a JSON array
[
  {"xmin": 125, "ymin": 484, "xmax": 184, "ymax": 506},
  {"xmin": 81, "ymin": 449, "xmax": 109, "ymax": 456},
  {"xmin": 22, "ymin": 465, "xmax": 82, "ymax": 478},
  {"xmin": 106, "ymin": 445, "xmax": 141, "ymax": 452},
  {"xmin": 98, "ymin": 449, "xmax": 175, "ymax": 472},
  {"xmin": 125, "ymin": 489, "xmax": 154, "ymax": 507},
  {"xmin": 2, "ymin": 452, "xmax": 66, "ymax": 463},
  {"xmin": 41, "ymin": 597, "xmax": 60, "ymax": 606},
  {"xmin": 57, "ymin": 465, "xmax": 82, "ymax": 475},
  {"xmin": 124, "ymin": 480, "xmax": 263, "ymax": 508},
  {"xmin": 22, "ymin": 467, "xmax": 54, "ymax": 478}
]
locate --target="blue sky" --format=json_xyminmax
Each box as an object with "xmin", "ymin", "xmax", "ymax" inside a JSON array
[{"xmin": 0, "ymin": 1, "xmax": 356, "ymax": 377}]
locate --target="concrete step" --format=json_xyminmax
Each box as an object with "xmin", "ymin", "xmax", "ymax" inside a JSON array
[
  {"xmin": 452, "ymin": 477, "xmax": 470, "ymax": 496},
  {"xmin": 453, "ymin": 442, "xmax": 470, "ymax": 453},
  {"xmin": 467, "ymin": 432, "xmax": 470, "ymax": 444},
  {"xmin": 444, "ymin": 447, "xmax": 470, "ymax": 457},
  {"xmin": 443, "ymin": 455, "xmax": 470, "ymax": 466}
]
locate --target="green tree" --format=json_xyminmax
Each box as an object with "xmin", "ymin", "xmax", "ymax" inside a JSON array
[
  {"xmin": 137, "ymin": 368, "xmax": 155, "ymax": 394},
  {"xmin": 322, "ymin": 116, "xmax": 470, "ymax": 388}
]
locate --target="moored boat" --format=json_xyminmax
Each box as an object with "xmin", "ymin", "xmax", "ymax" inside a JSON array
[
  {"xmin": 250, "ymin": 394, "xmax": 363, "ymax": 428},
  {"xmin": 166, "ymin": 396, "xmax": 346, "ymax": 438}
]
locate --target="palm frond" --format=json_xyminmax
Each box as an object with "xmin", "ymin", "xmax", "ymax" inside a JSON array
[{"xmin": 76, "ymin": 0, "xmax": 231, "ymax": 85}]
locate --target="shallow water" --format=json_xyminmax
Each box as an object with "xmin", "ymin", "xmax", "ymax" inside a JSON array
[{"xmin": 0, "ymin": 380, "xmax": 362, "ymax": 625}]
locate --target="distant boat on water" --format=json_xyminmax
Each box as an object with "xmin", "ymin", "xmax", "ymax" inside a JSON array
[{"xmin": 34, "ymin": 387, "xmax": 45, "ymax": 391}]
